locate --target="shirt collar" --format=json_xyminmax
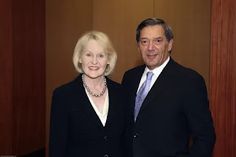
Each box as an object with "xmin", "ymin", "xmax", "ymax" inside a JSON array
[{"xmin": 144, "ymin": 56, "xmax": 170, "ymax": 76}]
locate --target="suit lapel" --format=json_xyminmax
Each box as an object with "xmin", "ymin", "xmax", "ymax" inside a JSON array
[
  {"xmin": 103, "ymin": 78, "xmax": 122, "ymax": 128},
  {"xmin": 104, "ymin": 80, "xmax": 114, "ymax": 127},
  {"xmin": 132, "ymin": 67, "xmax": 146, "ymax": 97},
  {"xmin": 137, "ymin": 59, "xmax": 175, "ymax": 117},
  {"xmin": 75, "ymin": 75, "xmax": 106, "ymax": 128},
  {"xmin": 132, "ymin": 66, "xmax": 146, "ymax": 108}
]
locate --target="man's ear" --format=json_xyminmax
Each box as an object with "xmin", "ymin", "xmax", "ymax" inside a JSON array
[{"xmin": 168, "ymin": 39, "xmax": 173, "ymax": 52}]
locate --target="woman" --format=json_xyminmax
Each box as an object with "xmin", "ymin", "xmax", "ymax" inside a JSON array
[{"xmin": 49, "ymin": 31, "xmax": 130, "ymax": 157}]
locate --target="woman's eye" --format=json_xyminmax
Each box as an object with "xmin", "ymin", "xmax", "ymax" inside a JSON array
[
  {"xmin": 85, "ymin": 53, "xmax": 92, "ymax": 57},
  {"xmin": 98, "ymin": 54, "xmax": 105, "ymax": 58}
]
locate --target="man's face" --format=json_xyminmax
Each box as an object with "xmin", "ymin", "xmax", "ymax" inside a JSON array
[{"xmin": 138, "ymin": 25, "xmax": 173, "ymax": 70}]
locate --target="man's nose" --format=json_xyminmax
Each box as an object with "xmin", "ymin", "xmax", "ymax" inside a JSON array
[{"xmin": 147, "ymin": 41, "xmax": 155, "ymax": 50}]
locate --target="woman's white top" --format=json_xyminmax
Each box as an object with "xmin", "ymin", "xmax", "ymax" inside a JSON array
[{"xmin": 85, "ymin": 90, "xmax": 109, "ymax": 126}]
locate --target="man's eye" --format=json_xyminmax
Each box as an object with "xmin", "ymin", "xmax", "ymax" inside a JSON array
[
  {"xmin": 153, "ymin": 39, "xmax": 162, "ymax": 44},
  {"xmin": 142, "ymin": 40, "xmax": 147, "ymax": 43},
  {"xmin": 140, "ymin": 40, "xmax": 148, "ymax": 45}
]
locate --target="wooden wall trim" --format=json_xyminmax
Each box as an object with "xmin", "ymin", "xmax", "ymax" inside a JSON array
[
  {"xmin": 0, "ymin": 0, "xmax": 45, "ymax": 155},
  {"xmin": 12, "ymin": 0, "xmax": 46, "ymax": 155},
  {"xmin": 210, "ymin": 0, "xmax": 236, "ymax": 156},
  {"xmin": 0, "ymin": 0, "xmax": 14, "ymax": 154}
]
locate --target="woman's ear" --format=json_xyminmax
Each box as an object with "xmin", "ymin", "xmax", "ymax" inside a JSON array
[
  {"xmin": 105, "ymin": 64, "xmax": 110, "ymax": 73},
  {"xmin": 78, "ymin": 57, "xmax": 82, "ymax": 63}
]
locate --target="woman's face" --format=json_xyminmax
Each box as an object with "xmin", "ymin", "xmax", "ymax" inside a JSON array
[{"xmin": 80, "ymin": 39, "xmax": 109, "ymax": 79}]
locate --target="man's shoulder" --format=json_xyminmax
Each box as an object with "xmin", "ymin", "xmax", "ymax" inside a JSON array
[
  {"xmin": 170, "ymin": 59, "xmax": 202, "ymax": 76},
  {"xmin": 168, "ymin": 59, "xmax": 205, "ymax": 84}
]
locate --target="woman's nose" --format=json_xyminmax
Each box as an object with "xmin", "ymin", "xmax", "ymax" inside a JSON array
[{"xmin": 92, "ymin": 56, "xmax": 98, "ymax": 64}]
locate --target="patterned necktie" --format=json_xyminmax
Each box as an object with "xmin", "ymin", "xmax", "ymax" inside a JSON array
[{"xmin": 134, "ymin": 72, "xmax": 154, "ymax": 121}]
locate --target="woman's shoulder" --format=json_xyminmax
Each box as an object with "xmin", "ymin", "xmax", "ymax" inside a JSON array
[{"xmin": 52, "ymin": 75, "xmax": 82, "ymax": 95}]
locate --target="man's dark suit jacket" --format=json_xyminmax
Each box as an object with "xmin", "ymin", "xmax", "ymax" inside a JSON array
[
  {"xmin": 49, "ymin": 74, "xmax": 129, "ymax": 157},
  {"xmin": 122, "ymin": 58, "xmax": 216, "ymax": 157}
]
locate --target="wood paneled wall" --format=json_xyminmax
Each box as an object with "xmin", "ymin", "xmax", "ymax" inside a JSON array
[
  {"xmin": 45, "ymin": 0, "xmax": 93, "ymax": 156},
  {"xmin": 46, "ymin": 1, "xmax": 235, "ymax": 157},
  {"xmin": 92, "ymin": 0, "xmax": 211, "ymax": 87},
  {"xmin": 210, "ymin": 0, "xmax": 236, "ymax": 156},
  {"xmin": 46, "ymin": 0, "xmax": 93, "ymax": 108},
  {"xmin": 1, "ymin": 0, "xmax": 235, "ymax": 155},
  {"xmin": 155, "ymin": 0, "xmax": 211, "ymax": 88},
  {"xmin": 0, "ymin": 0, "xmax": 45, "ymax": 155},
  {"xmin": 93, "ymin": 0, "xmax": 154, "ymax": 82},
  {"xmin": 46, "ymin": 0, "xmax": 211, "ymax": 116}
]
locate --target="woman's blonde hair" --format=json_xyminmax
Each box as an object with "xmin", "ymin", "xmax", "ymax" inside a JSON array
[{"xmin": 73, "ymin": 31, "xmax": 117, "ymax": 76}]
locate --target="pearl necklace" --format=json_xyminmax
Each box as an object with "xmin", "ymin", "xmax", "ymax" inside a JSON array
[{"xmin": 82, "ymin": 74, "xmax": 107, "ymax": 97}]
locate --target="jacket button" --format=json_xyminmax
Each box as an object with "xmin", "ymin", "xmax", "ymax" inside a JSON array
[{"xmin": 133, "ymin": 133, "xmax": 139, "ymax": 138}]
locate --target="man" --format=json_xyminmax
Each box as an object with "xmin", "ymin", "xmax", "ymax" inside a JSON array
[{"xmin": 122, "ymin": 18, "xmax": 215, "ymax": 157}]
